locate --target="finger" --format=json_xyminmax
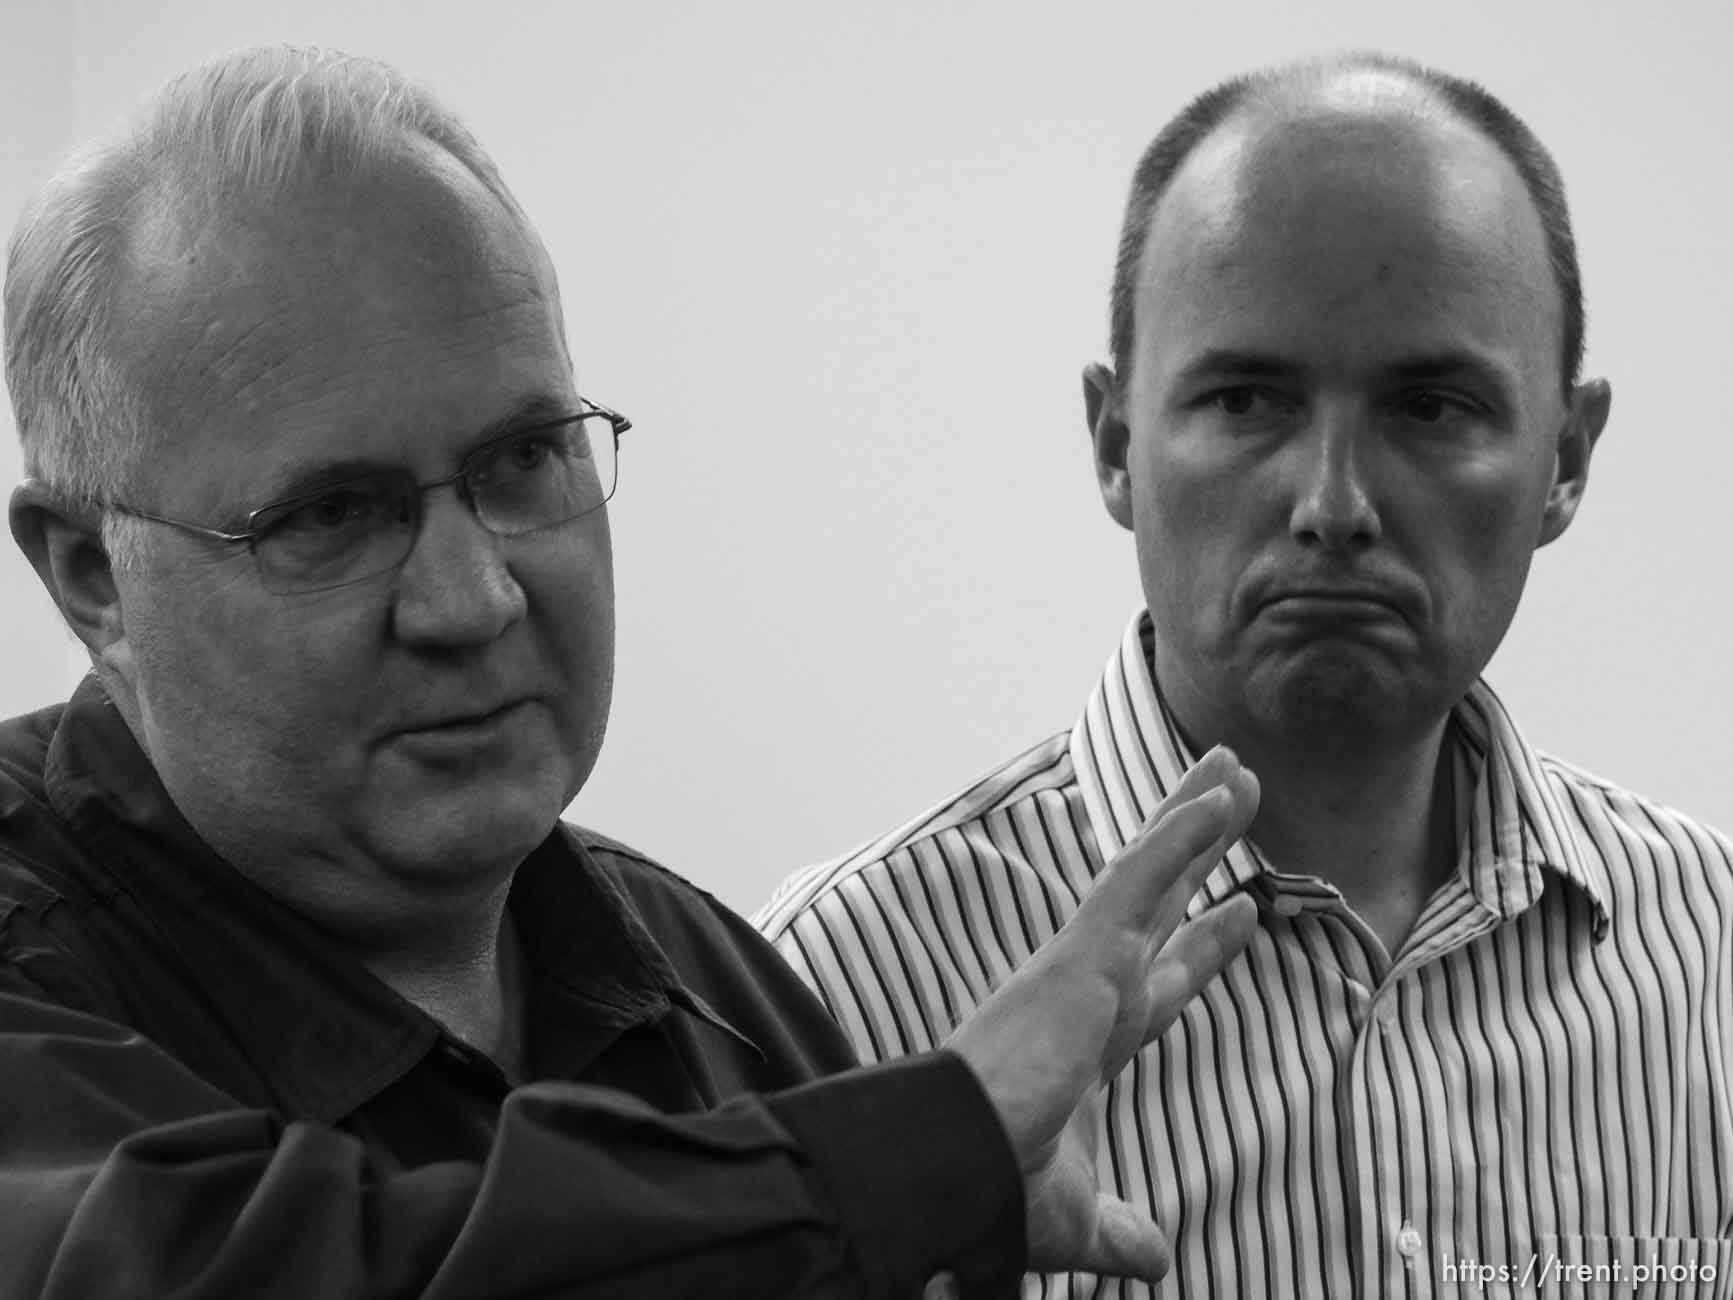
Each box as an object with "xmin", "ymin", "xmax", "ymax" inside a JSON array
[
  {"xmin": 1164, "ymin": 765, "xmax": 1259, "ymax": 905},
  {"xmin": 1150, "ymin": 751, "xmax": 1260, "ymax": 861},
  {"xmin": 1146, "ymin": 744, "xmax": 1241, "ymax": 828},
  {"xmin": 1138, "ymin": 893, "xmax": 1259, "ymax": 1047},
  {"xmin": 1224, "ymin": 764, "xmax": 1261, "ymax": 844},
  {"xmin": 1071, "ymin": 1195, "xmax": 1171, "ymax": 1282},
  {"xmin": 1087, "ymin": 783, "xmax": 1240, "ymax": 939}
]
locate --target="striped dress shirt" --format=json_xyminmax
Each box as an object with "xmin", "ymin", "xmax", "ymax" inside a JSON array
[{"xmin": 755, "ymin": 611, "xmax": 1733, "ymax": 1298}]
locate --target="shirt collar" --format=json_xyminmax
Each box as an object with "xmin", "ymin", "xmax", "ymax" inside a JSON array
[
  {"xmin": 1067, "ymin": 610, "xmax": 1610, "ymax": 935},
  {"xmin": 1445, "ymin": 681, "xmax": 1610, "ymax": 938},
  {"xmin": 43, "ymin": 675, "xmax": 753, "ymax": 1121},
  {"xmin": 516, "ymin": 826, "xmax": 764, "ymax": 1066}
]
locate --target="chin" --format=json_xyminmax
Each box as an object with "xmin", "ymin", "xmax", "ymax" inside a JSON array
[
  {"xmin": 364, "ymin": 764, "xmax": 572, "ymax": 884},
  {"xmin": 378, "ymin": 804, "xmax": 558, "ymax": 884},
  {"xmin": 1253, "ymin": 653, "xmax": 1426, "ymax": 739}
]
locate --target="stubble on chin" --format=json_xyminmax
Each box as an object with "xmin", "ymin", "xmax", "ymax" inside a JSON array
[{"xmin": 1243, "ymin": 649, "xmax": 1426, "ymax": 751}]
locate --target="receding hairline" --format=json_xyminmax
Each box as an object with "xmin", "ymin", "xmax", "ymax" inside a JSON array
[
  {"xmin": 108, "ymin": 133, "xmax": 565, "ymax": 432},
  {"xmin": 121, "ymin": 128, "xmax": 542, "ymax": 292},
  {"xmin": 1112, "ymin": 53, "xmax": 1577, "ymax": 391},
  {"xmin": 1147, "ymin": 61, "xmax": 1525, "ymax": 251},
  {"xmin": 1152, "ymin": 81, "xmax": 1545, "ymax": 256}
]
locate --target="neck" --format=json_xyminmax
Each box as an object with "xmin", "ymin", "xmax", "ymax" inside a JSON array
[
  {"xmin": 353, "ymin": 888, "xmax": 529, "ymax": 1080},
  {"xmin": 1244, "ymin": 721, "xmax": 1458, "ymax": 955}
]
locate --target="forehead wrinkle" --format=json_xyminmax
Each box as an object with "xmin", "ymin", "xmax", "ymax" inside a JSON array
[
  {"xmin": 122, "ymin": 194, "xmax": 560, "ymax": 465},
  {"xmin": 188, "ymin": 308, "xmax": 557, "ymax": 469}
]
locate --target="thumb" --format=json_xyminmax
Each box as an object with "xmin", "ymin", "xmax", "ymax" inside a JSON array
[{"xmin": 1068, "ymin": 1196, "xmax": 1171, "ymax": 1282}]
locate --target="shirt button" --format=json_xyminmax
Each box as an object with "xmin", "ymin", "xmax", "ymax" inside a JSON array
[
  {"xmin": 1271, "ymin": 895, "xmax": 1303, "ymax": 918},
  {"xmin": 1397, "ymin": 1223, "xmax": 1423, "ymax": 1257}
]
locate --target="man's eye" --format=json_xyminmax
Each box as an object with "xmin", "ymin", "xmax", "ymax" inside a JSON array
[
  {"xmin": 506, "ymin": 436, "xmax": 554, "ymax": 471},
  {"xmin": 478, "ymin": 432, "xmax": 569, "ymax": 481},
  {"xmin": 1204, "ymin": 387, "xmax": 1294, "ymax": 423},
  {"xmin": 278, "ymin": 488, "xmax": 386, "ymax": 534},
  {"xmin": 1395, "ymin": 390, "xmax": 1477, "ymax": 426}
]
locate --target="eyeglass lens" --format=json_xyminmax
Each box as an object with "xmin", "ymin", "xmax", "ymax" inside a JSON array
[{"xmin": 251, "ymin": 416, "xmax": 616, "ymax": 593}]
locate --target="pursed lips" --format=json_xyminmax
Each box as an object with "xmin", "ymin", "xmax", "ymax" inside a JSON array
[{"xmin": 390, "ymin": 698, "xmax": 532, "ymax": 738}]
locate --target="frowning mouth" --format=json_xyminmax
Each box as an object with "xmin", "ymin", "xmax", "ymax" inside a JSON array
[
  {"xmin": 1255, "ymin": 587, "xmax": 1415, "ymax": 632},
  {"xmin": 1264, "ymin": 591, "xmax": 1399, "ymax": 614}
]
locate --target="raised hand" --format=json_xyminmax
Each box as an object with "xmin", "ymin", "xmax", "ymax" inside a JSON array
[{"xmin": 944, "ymin": 745, "xmax": 1260, "ymax": 1282}]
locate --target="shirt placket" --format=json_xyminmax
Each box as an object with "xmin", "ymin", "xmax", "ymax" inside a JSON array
[
  {"xmin": 1348, "ymin": 885, "xmax": 1505, "ymax": 1299},
  {"xmin": 1351, "ymin": 973, "xmax": 1424, "ymax": 1300}
]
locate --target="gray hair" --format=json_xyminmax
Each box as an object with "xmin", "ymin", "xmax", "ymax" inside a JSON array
[{"xmin": 4, "ymin": 44, "xmax": 536, "ymax": 561}]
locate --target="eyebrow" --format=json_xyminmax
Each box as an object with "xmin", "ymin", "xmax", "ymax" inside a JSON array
[
  {"xmin": 246, "ymin": 393, "xmax": 577, "ymax": 513},
  {"xmin": 1171, "ymin": 350, "xmax": 1306, "ymax": 388},
  {"xmin": 1171, "ymin": 347, "xmax": 1517, "ymax": 400},
  {"xmin": 470, "ymin": 394, "xmax": 575, "ymax": 442},
  {"xmin": 1384, "ymin": 351, "xmax": 1515, "ymax": 391}
]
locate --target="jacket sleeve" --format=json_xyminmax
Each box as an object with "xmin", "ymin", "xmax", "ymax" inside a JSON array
[{"xmin": 0, "ymin": 990, "xmax": 1025, "ymax": 1299}]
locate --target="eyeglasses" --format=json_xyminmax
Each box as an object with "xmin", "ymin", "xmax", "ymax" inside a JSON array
[{"xmin": 108, "ymin": 399, "xmax": 631, "ymax": 594}]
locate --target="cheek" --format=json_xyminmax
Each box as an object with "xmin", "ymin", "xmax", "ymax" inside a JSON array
[
  {"xmin": 126, "ymin": 578, "xmax": 381, "ymax": 773},
  {"xmin": 518, "ymin": 533, "xmax": 615, "ymax": 728},
  {"xmin": 1441, "ymin": 447, "xmax": 1554, "ymax": 558},
  {"xmin": 1131, "ymin": 448, "xmax": 1263, "ymax": 607},
  {"xmin": 1409, "ymin": 461, "xmax": 1552, "ymax": 632},
  {"xmin": 536, "ymin": 521, "xmax": 611, "ymax": 642}
]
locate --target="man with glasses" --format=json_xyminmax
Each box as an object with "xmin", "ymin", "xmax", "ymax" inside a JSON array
[
  {"xmin": 761, "ymin": 52, "xmax": 1733, "ymax": 1296},
  {"xmin": 0, "ymin": 45, "xmax": 1263, "ymax": 1298}
]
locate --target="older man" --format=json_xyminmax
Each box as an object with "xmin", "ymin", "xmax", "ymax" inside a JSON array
[
  {"xmin": 760, "ymin": 53, "xmax": 1733, "ymax": 1297},
  {"xmin": 0, "ymin": 47, "xmax": 1262, "ymax": 1298}
]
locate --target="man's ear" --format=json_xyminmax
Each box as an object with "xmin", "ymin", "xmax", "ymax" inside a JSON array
[
  {"xmin": 9, "ymin": 480, "xmax": 127, "ymax": 664},
  {"xmin": 1083, "ymin": 362, "xmax": 1134, "ymax": 531},
  {"xmin": 1538, "ymin": 377, "xmax": 1611, "ymax": 548}
]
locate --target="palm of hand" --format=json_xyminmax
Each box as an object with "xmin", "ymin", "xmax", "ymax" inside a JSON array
[
  {"xmin": 1022, "ymin": 945, "xmax": 1173, "ymax": 1279},
  {"xmin": 1025, "ymin": 1088, "xmax": 1162, "ymax": 1276}
]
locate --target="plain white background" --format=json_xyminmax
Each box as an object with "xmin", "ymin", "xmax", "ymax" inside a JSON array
[{"xmin": 2, "ymin": 1, "xmax": 1728, "ymax": 914}]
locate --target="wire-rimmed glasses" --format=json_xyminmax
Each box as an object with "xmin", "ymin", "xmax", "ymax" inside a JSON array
[{"xmin": 108, "ymin": 399, "xmax": 631, "ymax": 594}]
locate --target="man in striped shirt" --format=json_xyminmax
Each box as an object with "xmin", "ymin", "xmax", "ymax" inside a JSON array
[{"xmin": 758, "ymin": 52, "xmax": 1733, "ymax": 1298}]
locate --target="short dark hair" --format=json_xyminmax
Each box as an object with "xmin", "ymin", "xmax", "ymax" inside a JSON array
[{"xmin": 1107, "ymin": 53, "xmax": 1585, "ymax": 396}]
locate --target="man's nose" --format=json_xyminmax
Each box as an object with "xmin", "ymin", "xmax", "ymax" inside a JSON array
[
  {"xmin": 1286, "ymin": 408, "xmax": 1382, "ymax": 551},
  {"xmin": 389, "ymin": 488, "xmax": 526, "ymax": 648}
]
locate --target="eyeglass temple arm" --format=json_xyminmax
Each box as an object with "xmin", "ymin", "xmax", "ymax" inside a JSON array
[{"xmin": 582, "ymin": 397, "xmax": 633, "ymax": 437}]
